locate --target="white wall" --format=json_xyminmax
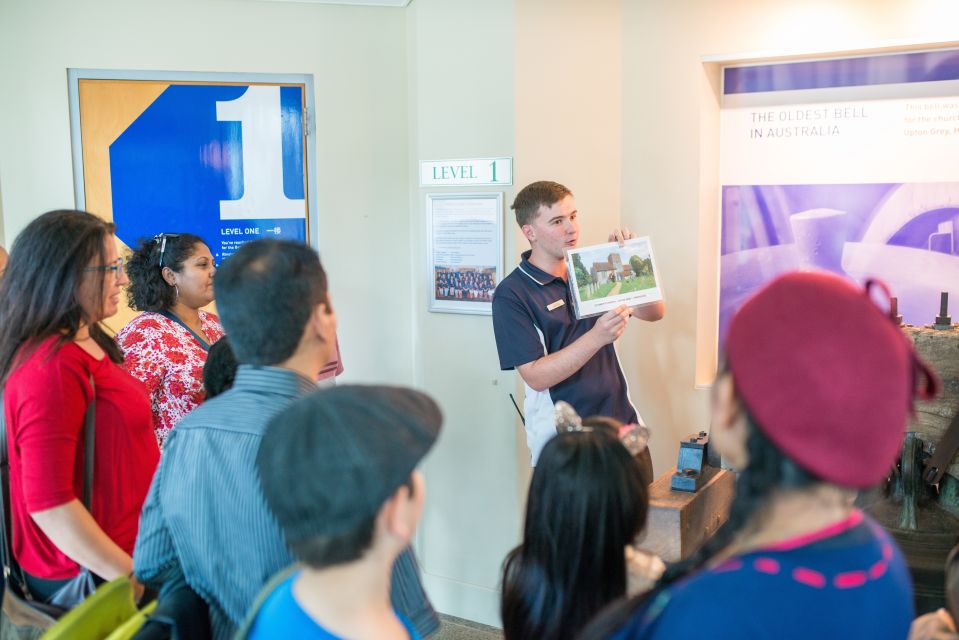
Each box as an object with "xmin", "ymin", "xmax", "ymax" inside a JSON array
[
  {"xmin": 0, "ymin": 0, "xmax": 413, "ymax": 384},
  {"xmin": 406, "ymin": 0, "xmax": 522, "ymax": 626}
]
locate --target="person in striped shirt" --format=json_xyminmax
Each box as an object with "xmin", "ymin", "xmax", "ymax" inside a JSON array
[{"xmin": 134, "ymin": 239, "xmax": 437, "ymax": 640}]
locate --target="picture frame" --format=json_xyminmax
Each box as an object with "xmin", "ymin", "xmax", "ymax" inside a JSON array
[
  {"xmin": 67, "ymin": 69, "xmax": 317, "ymax": 261},
  {"xmin": 426, "ymin": 192, "xmax": 503, "ymax": 315},
  {"xmin": 565, "ymin": 236, "xmax": 664, "ymax": 319}
]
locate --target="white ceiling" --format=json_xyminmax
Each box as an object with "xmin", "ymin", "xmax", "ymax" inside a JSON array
[{"xmin": 253, "ymin": 0, "xmax": 411, "ymax": 6}]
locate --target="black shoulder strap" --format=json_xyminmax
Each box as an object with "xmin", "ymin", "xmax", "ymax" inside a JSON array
[
  {"xmin": 157, "ymin": 310, "xmax": 210, "ymax": 351},
  {"xmin": 0, "ymin": 388, "xmax": 30, "ymax": 596},
  {"xmin": 0, "ymin": 389, "xmax": 18, "ymax": 580},
  {"xmin": 83, "ymin": 376, "xmax": 95, "ymax": 511}
]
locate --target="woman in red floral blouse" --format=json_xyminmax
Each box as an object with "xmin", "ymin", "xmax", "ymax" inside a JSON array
[{"xmin": 117, "ymin": 233, "xmax": 224, "ymax": 447}]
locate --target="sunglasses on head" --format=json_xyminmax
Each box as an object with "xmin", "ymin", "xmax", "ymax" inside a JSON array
[{"xmin": 154, "ymin": 233, "xmax": 182, "ymax": 269}]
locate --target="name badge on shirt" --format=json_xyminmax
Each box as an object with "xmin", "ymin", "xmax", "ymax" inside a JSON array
[{"xmin": 546, "ymin": 299, "xmax": 565, "ymax": 311}]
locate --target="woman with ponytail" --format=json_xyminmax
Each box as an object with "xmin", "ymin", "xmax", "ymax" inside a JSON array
[{"xmin": 582, "ymin": 271, "xmax": 939, "ymax": 640}]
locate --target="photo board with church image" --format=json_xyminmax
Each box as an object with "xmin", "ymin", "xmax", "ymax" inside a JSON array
[{"xmin": 565, "ymin": 236, "xmax": 664, "ymax": 319}]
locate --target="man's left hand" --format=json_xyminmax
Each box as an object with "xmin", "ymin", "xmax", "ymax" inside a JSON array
[{"xmin": 608, "ymin": 228, "xmax": 634, "ymax": 246}]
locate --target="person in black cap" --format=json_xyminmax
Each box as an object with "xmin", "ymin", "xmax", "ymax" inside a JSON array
[{"xmin": 241, "ymin": 385, "xmax": 442, "ymax": 640}]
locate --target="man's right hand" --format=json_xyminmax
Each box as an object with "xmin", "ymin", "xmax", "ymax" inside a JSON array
[{"xmin": 590, "ymin": 305, "xmax": 630, "ymax": 346}]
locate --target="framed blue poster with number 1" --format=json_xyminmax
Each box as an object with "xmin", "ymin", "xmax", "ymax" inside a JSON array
[{"xmin": 67, "ymin": 69, "xmax": 317, "ymax": 264}]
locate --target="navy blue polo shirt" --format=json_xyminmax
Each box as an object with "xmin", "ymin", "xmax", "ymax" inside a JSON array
[{"xmin": 492, "ymin": 251, "xmax": 639, "ymax": 461}]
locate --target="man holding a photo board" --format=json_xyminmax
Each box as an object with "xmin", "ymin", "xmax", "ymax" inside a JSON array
[{"xmin": 492, "ymin": 181, "xmax": 665, "ymax": 465}]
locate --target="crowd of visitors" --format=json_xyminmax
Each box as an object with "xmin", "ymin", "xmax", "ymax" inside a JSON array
[{"xmin": 0, "ymin": 206, "xmax": 951, "ymax": 639}]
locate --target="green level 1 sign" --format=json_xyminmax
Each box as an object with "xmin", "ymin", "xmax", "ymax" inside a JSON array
[{"xmin": 420, "ymin": 157, "xmax": 512, "ymax": 186}]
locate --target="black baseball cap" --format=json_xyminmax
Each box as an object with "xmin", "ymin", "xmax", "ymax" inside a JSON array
[{"xmin": 256, "ymin": 385, "xmax": 443, "ymax": 541}]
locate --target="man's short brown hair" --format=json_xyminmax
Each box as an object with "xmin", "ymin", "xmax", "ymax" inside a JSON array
[{"xmin": 511, "ymin": 181, "xmax": 572, "ymax": 227}]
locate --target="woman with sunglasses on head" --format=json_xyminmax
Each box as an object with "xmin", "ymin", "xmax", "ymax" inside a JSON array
[
  {"xmin": 500, "ymin": 407, "xmax": 660, "ymax": 640},
  {"xmin": 581, "ymin": 272, "xmax": 938, "ymax": 640},
  {"xmin": 0, "ymin": 210, "xmax": 158, "ymax": 605},
  {"xmin": 117, "ymin": 233, "xmax": 223, "ymax": 447}
]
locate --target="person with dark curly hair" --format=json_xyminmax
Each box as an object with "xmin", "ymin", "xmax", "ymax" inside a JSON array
[{"xmin": 117, "ymin": 233, "xmax": 224, "ymax": 447}]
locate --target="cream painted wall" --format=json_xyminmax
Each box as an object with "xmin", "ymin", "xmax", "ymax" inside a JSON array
[
  {"xmin": 0, "ymin": 0, "xmax": 412, "ymax": 384},
  {"xmin": 515, "ymin": 0, "xmax": 623, "ymax": 240},
  {"xmin": 406, "ymin": 0, "xmax": 521, "ymax": 626},
  {"xmin": 621, "ymin": 0, "xmax": 959, "ymax": 476},
  {"xmin": 515, "ymin": 0, "xmax": 680, "ymax": 476}
]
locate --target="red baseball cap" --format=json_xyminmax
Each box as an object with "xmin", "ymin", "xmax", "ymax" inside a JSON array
[{"xmin": 725, "ymin": 271, "xmax": 939, "ymax": 488}]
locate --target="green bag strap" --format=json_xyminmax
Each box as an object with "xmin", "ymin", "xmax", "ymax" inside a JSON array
[
  {"xmin": 232, "ymin": 564, "xmax": 300, "ymax": 640},
  {"xmin": 103, "ymin": 599, "xmax": 158, "ymax": 640}
]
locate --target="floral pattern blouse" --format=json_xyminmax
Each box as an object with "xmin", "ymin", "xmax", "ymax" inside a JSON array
[{"xmin": 117, "ymin": 310, "xmax": 225, "ymax": 447}]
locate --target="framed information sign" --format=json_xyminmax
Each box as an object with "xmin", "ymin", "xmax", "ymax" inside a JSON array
[
  {"xmin": 717, "ymin": 48, "xmax": 959, "ymax": 343},
  {"xmin": 427, "ymin": 192, "xmax": 503, "ymax": 315},
  {"xmin": 68, "ymin": 69, "xmax": 317, "ymax": 262}
]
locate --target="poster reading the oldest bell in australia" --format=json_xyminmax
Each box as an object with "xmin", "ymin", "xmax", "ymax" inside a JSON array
[
  {"xmin": 719, "ymin": 49, "xmax": 959, "ymax": 343},
  {"xmin": 69, "ymin": 71, "xmax": 314, "ymax": 263}
]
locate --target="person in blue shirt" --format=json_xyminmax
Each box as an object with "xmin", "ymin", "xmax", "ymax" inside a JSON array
[
  {"xmin": 492, "ymin": 180, "xmax": 664, "ymax": 464},
  {"xmin": 244, "ymin": 385, "xmax": 442, "ymax": 640},
  {"xmin": 580, "ymin": 272, "xmax": 940, "ymax": 640}
]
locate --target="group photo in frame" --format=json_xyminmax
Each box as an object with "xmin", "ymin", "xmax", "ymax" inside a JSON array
[{"xmin": 565, "ymin": 236, "xmax": 664, "ymax": 319}]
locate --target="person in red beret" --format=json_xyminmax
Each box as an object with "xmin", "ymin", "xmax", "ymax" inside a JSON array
[{"xmin": 581, "ymin": 271, "xmax": 939, "ymax": 640}]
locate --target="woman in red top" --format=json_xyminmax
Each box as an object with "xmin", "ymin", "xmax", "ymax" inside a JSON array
[
  {"xmin": 0, "ymin": 210, "xmax": 159, "ymax": 602},
  {"xmin": 117, "ymin": 233, "xmax": 223, "ymax": 447}
]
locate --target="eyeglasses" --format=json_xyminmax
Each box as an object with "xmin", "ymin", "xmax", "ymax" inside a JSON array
[
  {"xmin": 155, "ymin": 233, "xmax": 181, "ymax": 269},
  {"xmin": 84, "ymin": 257, "xmax": 126, "ymax": 280}
]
